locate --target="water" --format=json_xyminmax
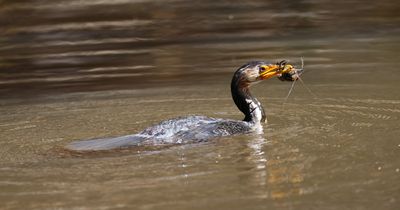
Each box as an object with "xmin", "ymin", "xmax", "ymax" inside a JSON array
[{"xmin": 1, "ymin": 0, "xmax": 399, "ymax": 209}]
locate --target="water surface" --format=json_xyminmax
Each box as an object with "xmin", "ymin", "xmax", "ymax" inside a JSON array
[{"xmin": 0, "ymin": 0, "xmax": 399, "ymax": 209}]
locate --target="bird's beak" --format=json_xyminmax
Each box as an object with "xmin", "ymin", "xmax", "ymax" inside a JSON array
[{"xmin": 259, "ymin": 64, "xmax": 294, "ymax": 80}]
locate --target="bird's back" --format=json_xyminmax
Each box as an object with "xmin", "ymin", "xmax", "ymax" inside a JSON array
[{"xmin": 66, "ymin": 115, "xmax": 254, "ymax": 151}]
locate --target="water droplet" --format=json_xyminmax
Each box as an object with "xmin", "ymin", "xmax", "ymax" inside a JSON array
[
  {"xmin": 396, "ymin": 168, "xmax": 399, "ymax": 173},
  {"xmin": 377, "ymin": 166, "xmax": 382, "ymax": 171}
]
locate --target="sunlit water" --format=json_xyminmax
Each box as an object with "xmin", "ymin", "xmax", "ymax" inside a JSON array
[{"xmin": 0, "ymin": 0, "xmax": 399, "ymax": 209}]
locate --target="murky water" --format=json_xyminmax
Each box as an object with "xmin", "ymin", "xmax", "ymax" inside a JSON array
[{"xmin": 1, "ymin": 0, "xmax": 399, "ymax": 209}]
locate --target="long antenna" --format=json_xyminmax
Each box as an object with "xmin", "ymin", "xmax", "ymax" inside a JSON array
[
  {"xmin": 298, "ymin": 57, "xmax": 318, "ymax": 98},
  {"xmin": 301, "ymin": 57, "xmax": 304, "ymax": 69},
  {"xmin": 298, "ymin": 76, "xmax": 318, "ymax": 98}
]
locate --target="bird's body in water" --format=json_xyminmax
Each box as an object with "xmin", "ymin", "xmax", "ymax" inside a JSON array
[{"xmin": 67, "ymin": 61, "xmax": 303, "ymax": 151}]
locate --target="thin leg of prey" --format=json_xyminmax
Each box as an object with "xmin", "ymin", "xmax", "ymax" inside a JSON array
[{"xmin": 284, "ymin": 80, "xmax": 297, "ymax": 102}]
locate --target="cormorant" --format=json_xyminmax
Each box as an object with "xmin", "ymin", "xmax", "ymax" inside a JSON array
[{"xmin": 67, "ymin": 60, "xmax": 302, "ymax": 151}]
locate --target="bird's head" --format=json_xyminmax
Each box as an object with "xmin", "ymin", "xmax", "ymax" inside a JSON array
[{"xmin": 234, "ymin": 60, "xmax": 303, "ymax": 85}]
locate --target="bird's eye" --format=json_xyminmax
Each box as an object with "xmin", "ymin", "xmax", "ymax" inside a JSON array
[{"xmin": 259, "ymin": 66, "xmax": 266, "ymax": 72}]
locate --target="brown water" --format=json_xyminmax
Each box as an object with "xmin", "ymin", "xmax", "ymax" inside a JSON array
[{"xmin": 1, "ymin": 0, "xmax": 400, "ymax": 209}]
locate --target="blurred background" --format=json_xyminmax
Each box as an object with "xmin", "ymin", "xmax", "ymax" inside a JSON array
[
  {"xmin": 0, "ymin": 1, "xmax": 399, "ymax": 210},
  {"xmin": 0, "ymin": 0, "xmax": 398, "ymax": 101}
]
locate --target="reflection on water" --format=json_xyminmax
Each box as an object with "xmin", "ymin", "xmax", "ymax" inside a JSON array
[{"xmin": 0, "ymin": 0, "xmax": 399, "ymax": 209}]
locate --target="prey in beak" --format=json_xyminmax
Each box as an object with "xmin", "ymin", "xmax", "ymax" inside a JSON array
[{"xmin": 258, "ymin": 60, "xmax": 303, "ymax": 81}]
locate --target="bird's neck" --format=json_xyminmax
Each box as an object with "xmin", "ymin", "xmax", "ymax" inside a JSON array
[{"xmin": 231, "ymin": 80, "xmax": 266, "ymax": 124}]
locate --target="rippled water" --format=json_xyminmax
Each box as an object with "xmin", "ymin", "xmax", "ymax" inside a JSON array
[{"xmin": 1, "ymin": 0, "xmax": 399, "ymax": 209}]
